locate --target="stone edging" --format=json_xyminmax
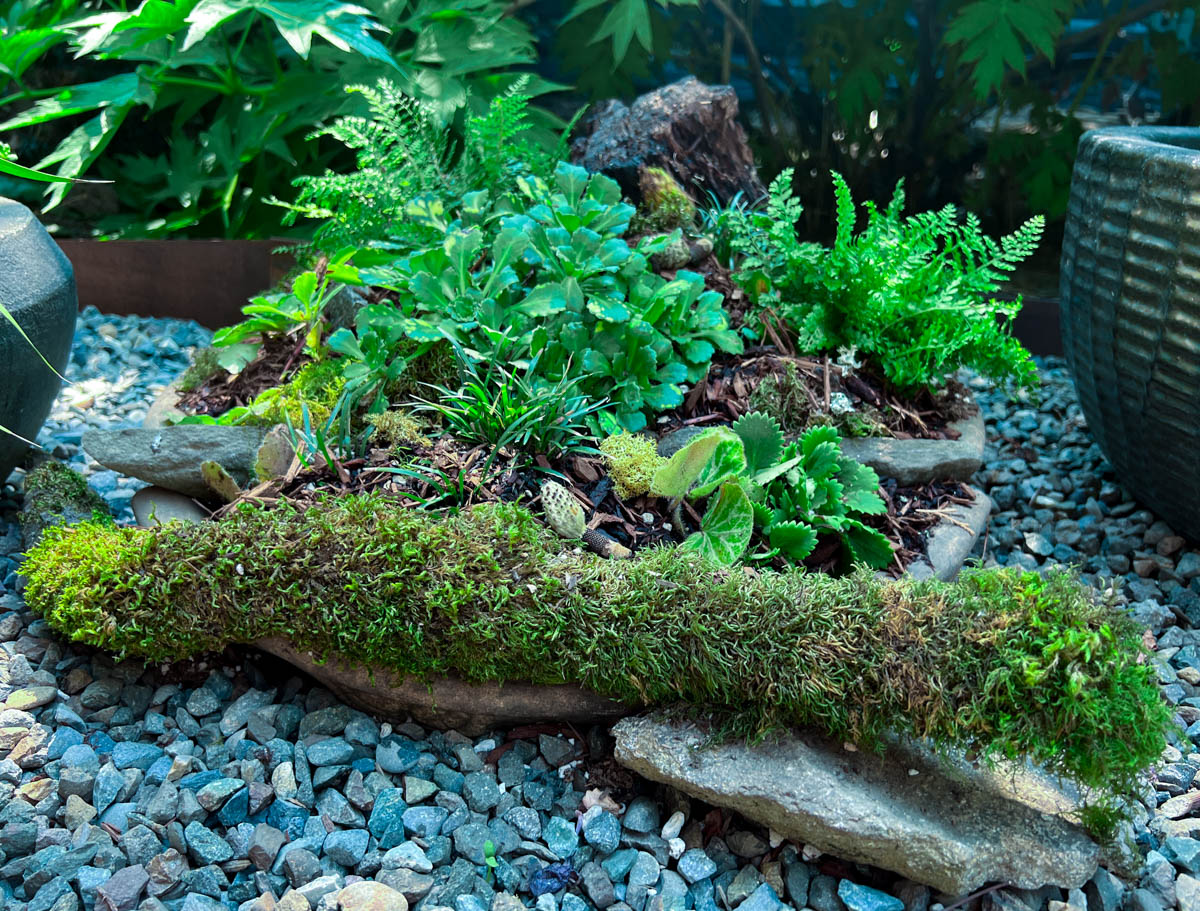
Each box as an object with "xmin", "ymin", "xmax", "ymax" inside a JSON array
[{"xmin": 839, "ymin": 404, "xmax": 986, "ymax": 485}]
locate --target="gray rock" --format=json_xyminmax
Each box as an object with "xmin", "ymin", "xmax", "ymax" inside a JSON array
[
  {"xmin": 543, "ymin": 815, "xmax": 578, "ymax": 859},
  {"xmin": 837, "ymin": 882, "xmax": 904, "ymax": 911},
  {"xmin": 677, "ymin": 849, "xmax": 717, "ymax": 883},
  {"xmin": 82, "ymin": 425, "xmax": 271, "ymax": 499},
  {"xmin": 809, "ymin": 876, "xmax": 846, "ymax": 911},
  {"xmin": 462, "ymin": 772, "xmax": 501, "ymax": 813},
  {"xmin": 183, "ymin": 821, "xmax": 233, "ymax": 866},
  {"xmin": 612, "ymin": 716, "xmax": 1098, "ymax": 893},
  {"xmin": 249, "ymin": 824, "xmax": 286, "ymax": 871},
  {"xmin": 584, "ymin": 811, "xmax": 621, "ymax": 855},
  {"xmin": 840, "ymin": 407, "xmax": 985, "ymax": 486},
  {"xmin": 95, "ymin": 863, "xmax": 149, "ymax": 911},
  {"xmin": 905, "ymin": 490, "xmax": 993, "ymax": 582},
  {"xmin": 382, "ymin": 842, "xmax": 433, "ymax": 874},
  {"xmin": 130, "ymin": 487, "xmax": 208, "ymax": 527},
  {"xmin": 325, "ymin": 829, "xmax": 370, "ymax": 867},
  {"xmin": 623, "ymin": 797, "xmax": 661, "ymax": 834}
]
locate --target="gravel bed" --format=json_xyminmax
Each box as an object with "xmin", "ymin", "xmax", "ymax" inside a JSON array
[{"xmin": 0, "ymin": 320, "xmax": 1198, "ymax": 911}]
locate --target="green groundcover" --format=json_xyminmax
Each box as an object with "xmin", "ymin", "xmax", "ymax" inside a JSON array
[{"xmin": 20, "ymin": 493, "xmax": 1172, "ymax": 834}]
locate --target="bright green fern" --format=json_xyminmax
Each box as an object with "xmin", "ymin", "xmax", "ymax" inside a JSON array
[
  {"xmin": 281, "ymin": 78, "xmax": 562, "ymax": 252},
  {"xmin": 733, "ymin": 170, "xmax": 1042, "ymax": 393}
]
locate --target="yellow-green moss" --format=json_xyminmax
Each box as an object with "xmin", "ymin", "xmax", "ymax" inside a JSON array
[
  {"xmin": 18, "ymin": 461, "xmax": 110, "ymax": 547},
  {"xmin": 635, "ymin": 167, "xmax": 696, "ymax": 232},
  {"xmin": 20, "ymin": 493, "xmax": 1171, "ymax": 834},
  {"xmin": 599, "ymin": 432, "xmax": 666, "ymax": 499},
  {"xmin": 368, "ymin": 409, "xmax": 430, "ymax": 450},
  {"xmin": 177, "ymin": 347, "xmax": 225, "ymax": 393},
  {"xmin": 241, "ymin": 360, "xmax": 346, "ymax": 428}
]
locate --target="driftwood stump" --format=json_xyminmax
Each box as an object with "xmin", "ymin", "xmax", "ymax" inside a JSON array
[{"xmin": 571, "ymin": 76, "xmax": 766, "ymax": 207}]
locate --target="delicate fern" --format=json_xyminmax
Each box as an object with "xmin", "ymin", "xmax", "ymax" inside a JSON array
[
  {"xmin": 734, "ymin": 171, "xmax": 1042, "ymax": 393},
  {"xmin": 281, "ymin": 77, "xmax": 562, "ymax": 252}
]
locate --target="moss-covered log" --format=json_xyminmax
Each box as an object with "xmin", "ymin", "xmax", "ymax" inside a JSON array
[{"xmin": 21, "ymin": 494, "xmax": 1170, "ymax": 818}]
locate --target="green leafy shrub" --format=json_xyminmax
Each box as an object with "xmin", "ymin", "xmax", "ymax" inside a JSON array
[
  {"xmin": 326, "ymin": 162, "xmax": 742, "ymax": 432},
  {"xmin": 734, "ymin": 170, "xmax": 1042, "ymax": 393},
  {"xmin": 639, "ymin": 414, "xmax": 890, "ymax": 569},
  {"xmin": 0, "ymin": 0, "xmax": 540, "ymax": 237},
  {"xmin": 282, "ymin": 78, "xmax": 567, "ymax": 252},
  {"xmin": 21, "ymin": 495, "xmax": 1172, "ymax": 833}
]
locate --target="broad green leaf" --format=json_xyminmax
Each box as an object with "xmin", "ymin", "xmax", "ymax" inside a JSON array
[
  {"xmin": 689, "ymin": 432, "xmax": 747, "ymax": 499},
  {"xmin": 768, "ymin": 520, "xmax": 818, "ymax": 562},
  {"xmin": 842, "ymin": 520, "xmax": 895, "ymax": 569},
  {"xmin": 292, "ymin": 271, "xmax": 318, "ymax": 308},
  {"xmin": 185, "ymin": 0, "xmax": 397, "ymax": 66},
  {"xmin": 592, "ymin": 0, "xmax": 652, "ymax": 64},
  {"xmin": 652, "ymin": 427, "xmax": 742, "ymax": 500},
  {"xmin": 731, "ymin": 412, "xmax": 784, "ymax": 475},
  {"xmin": 519, "ymin": 283, "xmax": 567, "ymax": 317},
  {"xmin": 682, "ymin": 339, "xmax": 714, "ymax": 364},
  {"xmin": 36, "ymin": 106, "xmax": 135, "ymax": 207},
  {"xmin": 213, "ymin": 342, "xmax": 258, "ymax": 374},
  {"xmin": 0, "ymin": 73, "xmax": 144, "ymax": 130},
  {"xmin": 682, "ymin": 480, "xmax": 753, "ymax": 566},
  {"xmin": 587, "ymin": 298, "xmax": 631, "ymax": 323},
  {"xmin": 838, "ymin": 459, "xmax": 886, "ymax": 515},
  {"xmin": 641, "ymin": 383, "xmax": 682, "ymax": 412},
  {"xmin": 553, "ymin": 161, "xmax": 589, "ymax": 203}
]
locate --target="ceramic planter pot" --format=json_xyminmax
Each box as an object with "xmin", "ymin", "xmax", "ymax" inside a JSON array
[
  {"xmin": 1060, "ymin": 127, "xmax": 1200, "ymax": 540},
  {"xmin": 0, "ymin": 199, "xmax": 77, "ymax": 483}
]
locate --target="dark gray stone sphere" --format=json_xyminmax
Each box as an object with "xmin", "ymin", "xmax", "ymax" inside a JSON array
[{"xmin": 0, "ymin": 198, "xmax": 76, "ymax": 483}]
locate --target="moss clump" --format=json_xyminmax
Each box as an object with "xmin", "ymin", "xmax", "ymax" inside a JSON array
[
  {"xmin": 177, "ymin": 347, "xmax": 225, "ymax": 393},
  {"xmin": 242, "ymin": 360, "xmax": 346, "ymax": 428},
  {"xmin": 635, "ymin": 167, "xmax": 696, "ymax": 232},
  {"xmin": 600, "ymin": 432, "xmax": 666, "ymax": 499},
  {"xmin": 22, "ymin": 494, "xmax": 1170, "ymax": 831},
  {"xmin": 18, "ymin": 460, "xmax": 111, "ymax": 548},
  {"xmin": 368, "ymin": 409, "xmax": 430, "ymax": 450}
]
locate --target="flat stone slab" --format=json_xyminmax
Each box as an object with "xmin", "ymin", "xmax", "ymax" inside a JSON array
[
  {"xmin": 612, "ymin": 716, "xmax": 1098, "ymax": 894},
  {"xmin": 255, "ymin": 637, "xmax": 629, "ymax": 738},
  {"xmin": 83, "ymin": 425, "xmax": 270, "ymax": 499},
  {"xmin": 907, "ymin": 487, "xmax": 992, "ymax": 581},
  {"xmin": 840, "ymin": 407, "xmax": 985, "ymax": 485}
]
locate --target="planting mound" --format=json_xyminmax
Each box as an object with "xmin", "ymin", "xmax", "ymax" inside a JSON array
[{"xmin": 21, "ymin": 495, "xmax": 1170, "ymax": 818}]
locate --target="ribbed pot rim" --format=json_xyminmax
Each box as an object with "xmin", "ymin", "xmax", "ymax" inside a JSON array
[{"xmin": 1083, "ymin": 125, "xmax": 1200, "ymax": 161}]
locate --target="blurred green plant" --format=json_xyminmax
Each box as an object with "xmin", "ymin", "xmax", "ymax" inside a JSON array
[
  {"xmin": 0, "ymin": 0, "xmax": 548, "ymax": 237},
  {"xmin": 549, "ymin": 0, "xmax": 1199, "ymax": 227}
]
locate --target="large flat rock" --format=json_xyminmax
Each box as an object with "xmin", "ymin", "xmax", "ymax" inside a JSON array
[
  {"xmin": 840, "ymin": 408, "xmax": 985, "ymax": 485},
  {"xmin": 83, "ymin": 425, "xmax": 270, "ymax": 499},
  {"xmin": 612, "ymin": 716, "xmax": 1099, "ymax": 894},
  {"xmin": 256, "ymin": 637, "xmax": 629, "ymax": 738}
]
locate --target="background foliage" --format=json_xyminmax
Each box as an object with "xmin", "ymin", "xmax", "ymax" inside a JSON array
[
  {"xmin": 539, "ymin": 0, "xmax": 1200, "ymax": 236},
  {"xmin": 2, "ymin": 0, "xmax": 1196, "ymax": 239}
]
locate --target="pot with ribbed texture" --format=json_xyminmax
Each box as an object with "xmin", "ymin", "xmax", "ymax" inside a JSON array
[
  {"xmin": 0, "ymin": 199, "xmax": 76, "ymax": 483},
  {"xmin": 1060, "ymin": 127, "xmax": 1200, "ymax": 540}
]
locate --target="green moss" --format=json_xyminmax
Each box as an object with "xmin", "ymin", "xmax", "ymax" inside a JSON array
[
  {"xmin": 18, "ymin": 461, "xmax": 111, "ymax": 547},
  {"xmin": 600, "ymin": 432, "xmax": 666, "ymax": 499},
  {"xmin": 177, "ymin": 347, "xmax": 226, "ymax": 393},
  {"xmin": 634, "ymin": 167, "xmax": 696, "ymax": 232},
  {"xmin": 368, "ymin": 409, "xmax": 430, "ymax": 450},
  {"xmin": 241, "ymin": 360, "xmax": 346, "ymax": 428},
  {"xmin": 21, "ymin": 494, "xmax": 1171, "ymax": 832}
]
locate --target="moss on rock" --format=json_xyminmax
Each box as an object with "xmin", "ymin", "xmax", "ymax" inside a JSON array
[
  {"xmin": 20, "ymin": 493, "xmax": 1170, "ymax": 824},
  {"xmin": 18, "ymin": 460, "xmax": 110, "ymax": 548}
]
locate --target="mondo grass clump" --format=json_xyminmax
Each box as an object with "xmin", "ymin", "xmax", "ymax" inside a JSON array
[{"xmin": 22, "ymin": 494, "xmax": 1170, "ymax": 832}]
